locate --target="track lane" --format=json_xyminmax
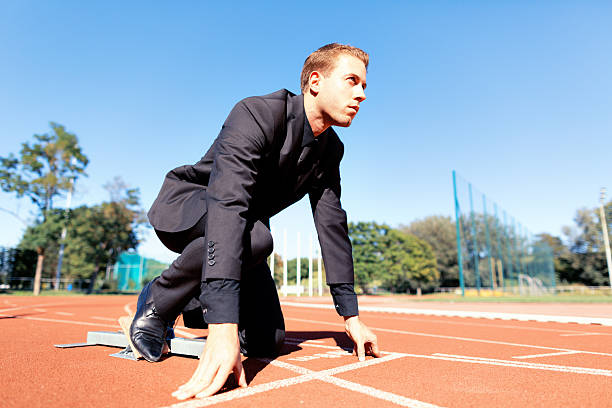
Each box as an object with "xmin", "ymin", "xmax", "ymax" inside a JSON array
[{"xmin": 2, "ymin": 295, "xmax": 611, "ymax": 408}]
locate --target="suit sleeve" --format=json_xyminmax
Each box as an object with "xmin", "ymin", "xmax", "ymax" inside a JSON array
[
  {"xmin": 309, "ymin": 142, "xmax": 355, "ymax": 285},
  {"xmin": 202, "ymin": 100, "xmax": 267, "ymax": 281}
]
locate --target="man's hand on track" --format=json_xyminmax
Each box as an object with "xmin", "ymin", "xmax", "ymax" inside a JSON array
[
  {"xmin": 172, "ymin": 323, "xmax": 247, "ymax": 400},
  {"xmin": 344, "ymin": 315, "xmax": 382, "ymax": 361}
]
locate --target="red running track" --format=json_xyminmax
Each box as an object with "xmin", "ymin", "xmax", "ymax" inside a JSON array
[{"xmin": 1, "ymin": 295, "xmax": 611, "ymax": 407}]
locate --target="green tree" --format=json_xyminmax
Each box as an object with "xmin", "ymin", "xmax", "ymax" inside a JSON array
[
  {"xmin": 348, "ymin": 221, "xmax": 389, "ymax": 294},
  {"xmin": 18, "ymin": 177, "xmax": 146, "ymax": 293},
  {"xmin": 401, "ymin": 216, "xmax": 458, "ymax": 287},
  {"xmin": 17, "ymin": 210, "xmax": 64, "ymax": 290},
  {"xmin": 70, "ymin": 178, "xmax": 146, "ymax": 293},
  {"xmin": 1, "ymin": 123, "xmax": 88, "ymax": 294},
  {"xmin": 380, "ymin": 229, "xmax": 438, "ymax": 293},
  {"xmin": 561, "ymin": 202, "xmax": 612, "ymax": 286}
]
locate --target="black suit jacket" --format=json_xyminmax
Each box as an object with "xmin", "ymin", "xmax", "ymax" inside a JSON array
[{"xmin": 148, "ymin": 89, "xmax": 354, "ymax": 285}]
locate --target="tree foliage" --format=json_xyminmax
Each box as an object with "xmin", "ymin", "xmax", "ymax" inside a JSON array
[
  {"xmin": 0, "ymin": 122, "xmax": 88, "ymax": 219},
  {"xmin": 1, "ymin": 123, "xmax": 88, "ymax": 294},
  {"xmin": 401, "ymin": 216, "xmax": 458, "ymax": 287},
  {"xmin": 380, "ymin": 229, "xmax": 438, "ymax": 293},
  {"xmin": 348, "ymin": 221, "xmax": 438, "ymax": 293},
  {"xmin": 560, "ymin": 202, "xmax": 612, "ymax": 286},
  {"xmin": 348, "ymin": 221, "xmax": 389, "ymax": 293},
  {"xmin": 18, "ymin": 177, "xmax": 147, "ymax": 292}
]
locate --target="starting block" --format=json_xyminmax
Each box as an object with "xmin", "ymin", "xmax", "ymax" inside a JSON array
[{"xmin": 54, "ymin": 317, "xmax": 206, "ymax": 361}]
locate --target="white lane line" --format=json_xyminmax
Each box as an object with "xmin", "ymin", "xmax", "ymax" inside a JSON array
[
  {"xmin": 0, "ymin": 302, "xmax": 69, "ymax": 314},
  {"xmin": 161, "ymin": 353, "xmax": 432, "ymax": 408},
  {"xmin": 124, "ymin": 302, "xmax": 134, "ymax": 316},
  {"xmin": 0, "ymin": 313, "xmax": 120, "ymax": 329},
  {"xmin": 173, "ymin": 328, "xmax": 198, "ymax": 339},
  {"xmin": 91, "ymin": 316, "xmax": 118, "ymax": 322},
  {"xmin": 284, "ymin": 317, "xmax": 612, "ymax": 358},
  {"xmin": 55, "ymin": 311, "xmax": 74, "ymax": 316},
  {"xmin": 513, "ymin": 351, "xmax": 581, "ymax": 360},
  {"xmin": 162, "ymin": 370, "xmax": 324, "ymax": 408},
  {"xmin": 285, "ymin": 337, "xmax": 324, "ymax": 343},
  {"xmin": 430, "ymin": 353, "xmax": 612, "ymax": 376},
  {"xmin": 268, "ymin": 357, "xmax": 441, "ymax": 408},
  {"xmin": 281, "ymin": 301, "xmax": 612, "ymax": 326},
  {"xmin": 369, "ymin": 313, "xmax": 612, "ymax": 336},
  {"xmin": 324, "ymin": 375, "xmax": 442, "ymax": 408},
  {"xmin": 284, "ymin": 341, "xmax": 353, "ymax": 352}
]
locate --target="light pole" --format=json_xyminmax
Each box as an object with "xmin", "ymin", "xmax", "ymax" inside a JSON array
[{"xmin": 599, "ymin": 188, "xmax": 612, "ymax": 289}]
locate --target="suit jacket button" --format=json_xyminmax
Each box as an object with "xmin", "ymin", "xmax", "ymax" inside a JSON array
[
  {"xmin": 208, "ymin": 260, "xmax": 216, "ymax": 266},
  {"xmin": 208, "ymin": 247, "xmax": 215, "ymax": 253},
  {"xmin": 208, "ymin": 241, "xmax": 214, "ymax": 247},
  {"xmin": 208, "ymin": 253, "xmax": 215, "ymax": 260}
]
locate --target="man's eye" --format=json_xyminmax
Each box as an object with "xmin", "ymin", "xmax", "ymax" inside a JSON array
[{"xmin": 348, "ymin": 77, "xmax": 356, "ymax": 84}]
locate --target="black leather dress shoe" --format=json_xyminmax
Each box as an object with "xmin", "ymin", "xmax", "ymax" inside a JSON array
[{"xmin": 130, "ymin": 279, "xmax": 173, "ymax": 362}]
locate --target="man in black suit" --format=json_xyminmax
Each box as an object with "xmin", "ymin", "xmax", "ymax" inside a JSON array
[{"xmin": 130, "ymin": 43, "xmax": 381, "ymax": 400}]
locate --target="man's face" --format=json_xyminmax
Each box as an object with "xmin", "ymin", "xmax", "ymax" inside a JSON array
[{"xmin": 314, "ymin": 54, "xmax": 367, "ymax": 128}]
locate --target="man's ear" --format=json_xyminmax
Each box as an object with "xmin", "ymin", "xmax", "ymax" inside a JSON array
[{"xmin": 308, "ymin": 71, "xmax": 322, "ymax": 95}]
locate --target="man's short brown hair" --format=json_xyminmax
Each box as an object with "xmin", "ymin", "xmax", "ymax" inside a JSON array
[{"xmin": 300, "ymin": 43, "xmax": 369, "ymax": 93}]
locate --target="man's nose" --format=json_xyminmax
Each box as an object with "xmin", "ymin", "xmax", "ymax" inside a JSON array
[{"xmin": 354, "ymin": 85, "xmax": 366, "ymax": 102}]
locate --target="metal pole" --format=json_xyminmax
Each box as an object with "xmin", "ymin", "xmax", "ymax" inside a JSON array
[
  {"xmin": 55, "ymin": 175, "xmax": 75, "ymax": 290},
  {"xmin": 468, "ymin": 183, "xmax": 481, "ymax": 294},
  {"xmin": 452, "ymin": 171, "xmax": 465, "ymax": 296},
  {"xmin": 317, "ymin": 243, "xmax": 323, "ymax": 296},
  {"xmin": 296, "ymin": 232, "xmax": 301, "ymax": 297},
  {"xmin": 503, "ymin": 211, "xmax": 513, "ymax": 290},
  {"xmin": 138, "ymin": 255, "xmax": 144, "ymax": 290},
  {"xmin": 308, "ymin": 234, "xmax": 313, "ymax": 297},
  {"xmin": 269, "ymin": 228, "xmax": 275, "ymax": 278},
  {"xmin": 512, "ymin": 218, "xmax": 522, "ymax": 294},
  {"xmin": 493, "ymin": 203, "xmax": 504, "ymax": 291},
  {"xmin": 599, "ymin": 188, "xmax": 612, "ymax": 289},
  {"xmin": 282, "ymin": 229, "xmax": 287, "ymax": 296},
  {"xmin": 483, "ymin": 195, "xmax": 494, "ymax": 290}
]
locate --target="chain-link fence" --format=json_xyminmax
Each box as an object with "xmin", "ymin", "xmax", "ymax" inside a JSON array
[{"xmin": 453, "ymin": 171, "xmax": 556, "ymax": 295}]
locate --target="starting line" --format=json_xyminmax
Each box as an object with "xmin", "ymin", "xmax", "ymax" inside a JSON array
[{"xmin": 54, "ymin": 331, "xmax": 205, "ymax": 360}]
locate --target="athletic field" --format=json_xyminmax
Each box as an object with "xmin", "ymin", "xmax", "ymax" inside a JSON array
[{"xmin": 2, "ymin": 295, "xmax": 611, "ymax": 407}]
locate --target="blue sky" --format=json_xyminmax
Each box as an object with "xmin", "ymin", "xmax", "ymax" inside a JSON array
[{"xmin": 1, "ymin": 1, "xmax": 610, "ymax": 263}]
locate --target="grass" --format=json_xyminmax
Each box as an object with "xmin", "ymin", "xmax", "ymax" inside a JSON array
[{"xmin": 3, "ymin": 287, "xmax": 611, "ymax": 303}]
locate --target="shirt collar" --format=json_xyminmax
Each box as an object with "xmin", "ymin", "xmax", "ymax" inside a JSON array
[{"xmin": 303, "ymin": 114, "xmax": 327, "ymax": 147}]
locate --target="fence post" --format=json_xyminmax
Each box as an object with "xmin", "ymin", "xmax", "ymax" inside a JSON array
[
  {"xmin": 468, "ymin": 183, "xmax": 481, "ymax": 294},
  {"xmin": 452, "ymin": 171, "xmax": 465, "ymax": 296}
]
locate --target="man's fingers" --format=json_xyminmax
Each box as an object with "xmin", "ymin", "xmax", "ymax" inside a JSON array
[
  {"xmin": 174, "ymin": 361, "xmax": 219, "ymax": 400},
  {"xmin": 174, "ymin": 355, "xmax": 208, "ymax": 393},
  {"xmin": 356, "ymin": 339, "xmax": 366, "ymax": 362},
  {"xmin": 234, "ymin": 360, "xmax": 247, "ymax": 388},
  {"xmin": 368, "ymin": 339, "xmax": 382, "ymax": 358},
  {"xmin": 196, "ymin": 364, "xmax": 233, "ymax": 398},
  {"xmin": 173, "ymin": 346, "xmax": 211, "ymax": 395}
]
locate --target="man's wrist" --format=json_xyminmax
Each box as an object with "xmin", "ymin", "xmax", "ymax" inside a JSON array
[{"xmin": 208, "ymin": 322, "xmax": 239, "ymax": 335}]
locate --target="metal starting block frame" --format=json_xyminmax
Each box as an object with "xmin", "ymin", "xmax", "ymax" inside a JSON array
[{"xmin": 54, "ymin": 331, "xmax": 206, "ymax": 361}]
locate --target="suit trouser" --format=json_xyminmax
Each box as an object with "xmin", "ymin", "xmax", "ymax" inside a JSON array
[{"xmin": 150, "ymin": 215, "xmax": 285, "ymax": 356}]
